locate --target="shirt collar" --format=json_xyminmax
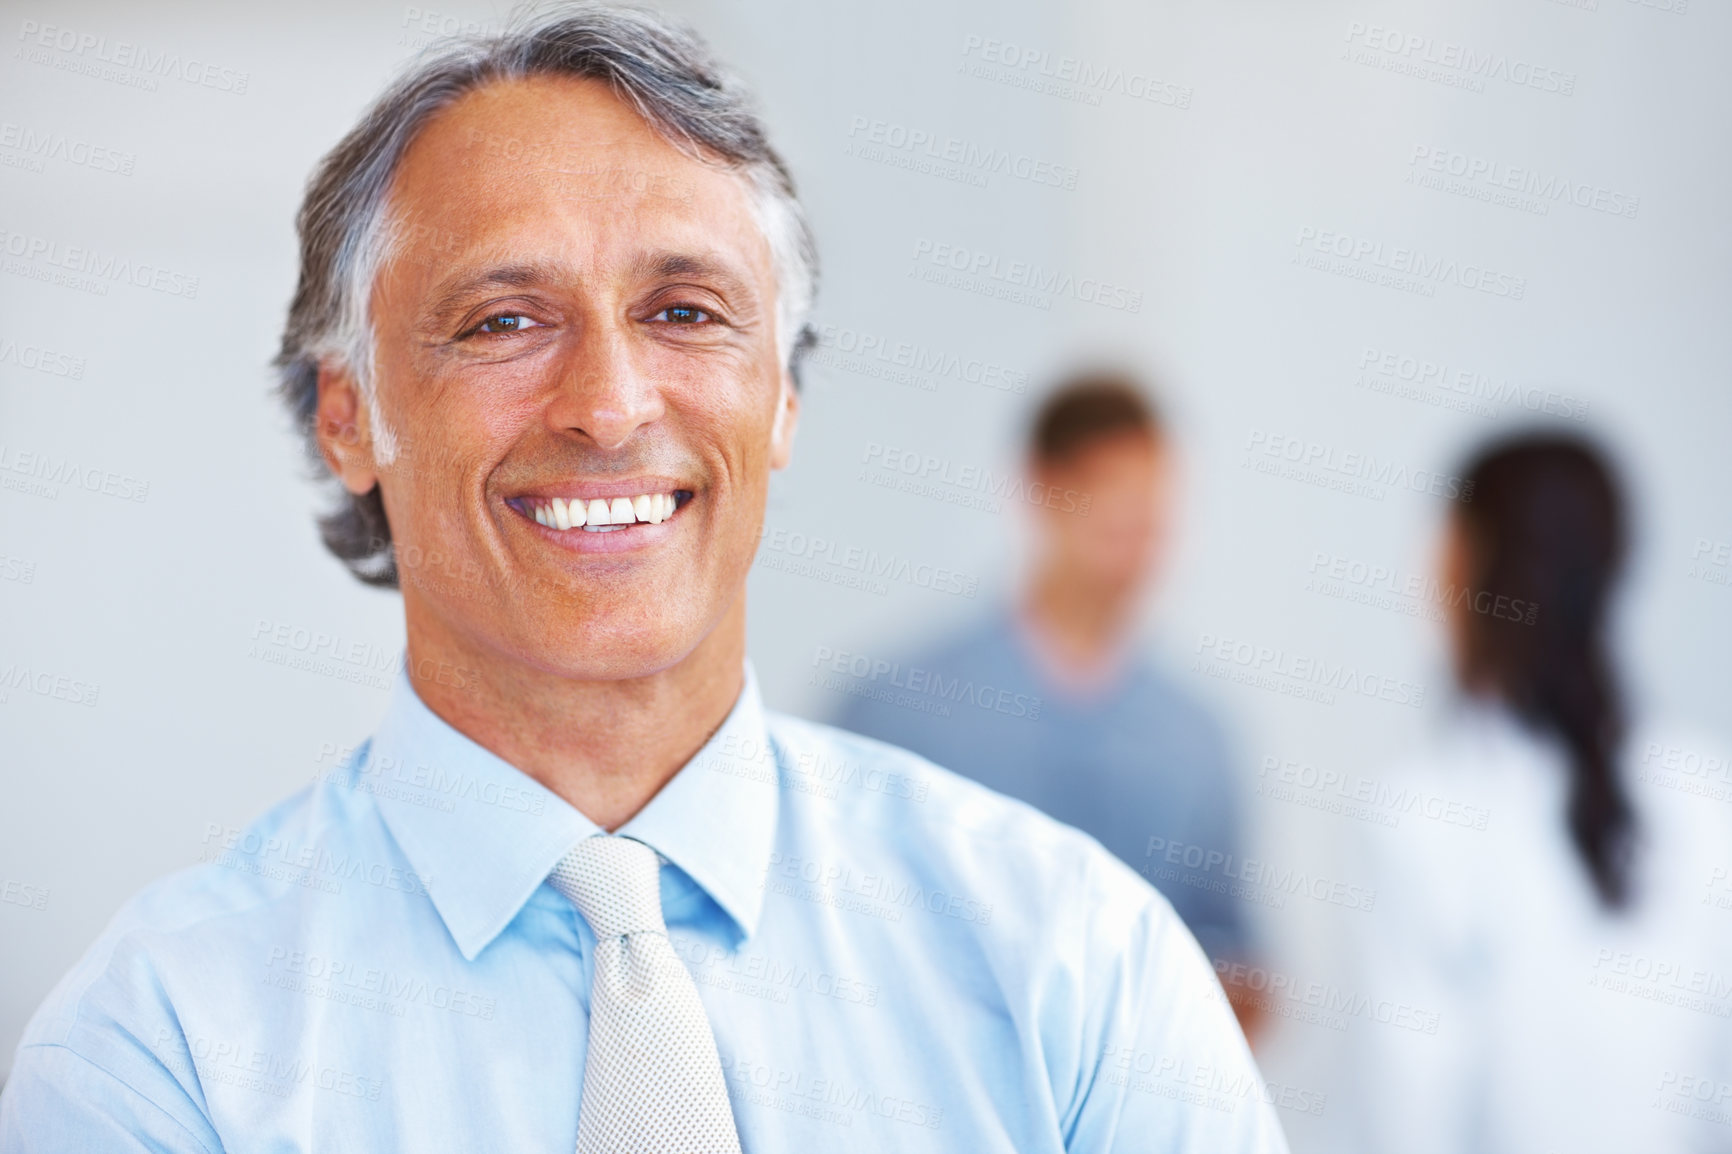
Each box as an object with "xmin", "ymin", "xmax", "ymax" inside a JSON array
[{"xmin": 364, "ymin": 662, "xmax": 778, "ymax": 960}]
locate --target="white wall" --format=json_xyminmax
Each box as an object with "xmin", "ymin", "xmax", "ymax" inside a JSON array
[
  {"xmin": 1049, "ymin": 4, "xmax": 1732, "ymax": 1146},
  {"xmin": 3, "ymin": 2, "xmax": 1729, "ymax": 1148}
]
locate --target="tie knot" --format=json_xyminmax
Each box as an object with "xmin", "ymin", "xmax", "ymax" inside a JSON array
[{"xmin": 548, "ymin": 835, "xmax": 667, "ymax": 940}]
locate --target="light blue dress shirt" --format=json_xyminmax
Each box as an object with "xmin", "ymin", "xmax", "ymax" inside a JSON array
[{"xmin": 0, "ymin": 664, "xmax": 1288, "ymax": 1152}]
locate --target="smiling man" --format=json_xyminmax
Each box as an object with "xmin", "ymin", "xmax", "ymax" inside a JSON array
[{"xmin": 0, "ymin": 7, "xmax": 1286, "ymax": 1153}]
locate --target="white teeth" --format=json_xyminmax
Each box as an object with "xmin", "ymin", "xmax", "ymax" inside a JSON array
[{"xmin": 528, "ymin": 492, "xmax": 680, "ymax": 530}]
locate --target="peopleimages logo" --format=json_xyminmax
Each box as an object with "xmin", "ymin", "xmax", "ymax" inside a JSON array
[
  {"xmin": 1258, "ymin": 754, "xmax": 1491, "ymax": 831},
  {"xmin": 1355, "ymin": 346, "xmax": 1589, "ymax": 423},
  {"xmin": 0, "ymin": 552, "xmax": 37, "ymax": 584},
  {"xmin": 1689, "ymin": 539, "xmax": 1732, "ymax": 591},
  {"xmin": 0, "ymin": 335, "xmax": 86, "ymax": 380},
  {"xmin": 759, "ymin": 526, "xmax": 980, "ymax": 599},
  {"xmin": 1342, "ymin": 21, "xmax": 1576, "ymax": 96},
  {"xmin": 810, "ymin": 645, "xmax": 1043, "ymax": 721},
  {"xmin": 0, "ymin": 443, "xmax": 149, "ymax": 501},
  {"xmin": 1192, "ymin": 630, "xmax": 1427, "ymax": 709},
  {"xmin": 0, "ymin": 878, "xmax": 49, "ymax": 911},
  {"xmin": 0, "ymin": 121, "xmax": 136, "ymax": 175},
  {"xmin": 16, "ymin": 20, "xmax": 251, "ymax": 94},
  {"xmin": 846, "ymin": 115, "xmax": 1079, "ymax": 190},
  {"xmin": 909, "ymin": 239, "xmax": 1143, "ymax": 313},
  {"xmin": 1212, "ymin": 959, "xmax": 1442, "ymax": 1035},
  {"xmin": 1144, "ymin": 835, "xmax": 1378, "ymax": 912},
  {"xmin": 201, "ymin": 823, "xmax": 434, "ymax": 898},
  {"xmin": 1407, "ymin": 145, "xmax": 1639, "ymax": 220},
  {"xmin": 957, "ymin": 34, "xmax": 1193, "ymax": 110},
  {"xmin": 1243, "ymin": 429, "xmax": 1475, "ymax": 503},
  {"xmin": 1306, "ymin": 550, "xmax": 1538, "ymax": 627},
  {"xmin": 1293, "ymin": 227, "xmax": 1525, "ymax": 301},
  {"xmin": 0, "ymin": 225, "xmax": 200, "ymax": 298},
  {"xmin": 861, "ymin": 441, "xmax": 1091, "ymax": 516},
  {"xmin": 0, "ymin": 661, "xmax": 99, "ymax": 707},
  {"xmin": 811, "ymin": 323, "xmax": 1030, "ymax": 395}
]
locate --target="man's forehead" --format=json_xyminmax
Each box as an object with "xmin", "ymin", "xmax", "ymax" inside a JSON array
[
  {"xmin": 403, "ymin": 74, "xmax": 692, "ymax": 190},
  {"xmin": 386, "ymin": 74, "xmax": 763, "ymax": 277}
]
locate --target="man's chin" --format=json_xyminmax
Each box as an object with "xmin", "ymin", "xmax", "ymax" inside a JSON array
[
  {"xmin": 402, "ymin": 549, "xmax": 738, "ymax": 686},
  {"xmin": 509, "ymin": 618, "xmax": 715, "ymax": 684}
]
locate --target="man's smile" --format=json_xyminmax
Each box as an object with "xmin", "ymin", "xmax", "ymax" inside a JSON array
[{"xmin": 504, "ymin": 485, "xmax": 696, "ymax": 539}]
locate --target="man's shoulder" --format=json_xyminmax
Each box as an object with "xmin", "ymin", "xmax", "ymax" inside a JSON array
[
  {"xmin": 3, "ymin": 773, "xmax": 404, "ymax": 1148},
  {"xmin": 764, "ymin": 710, "xmax": 1168, "ymax": 925},
  {"xmin": 769, "ymin": 707, "xmax": 1078, "ymax": 841},
  {"xmin": 16, "ymin": 774, "xmax": 385, "ymax": 1054}
]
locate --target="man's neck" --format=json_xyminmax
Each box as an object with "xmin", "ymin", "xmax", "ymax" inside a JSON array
[
  {"xmin": 1024, "ymin": 568, "xmax": 1138, "ymax": 677},
  {"xmin": 402, "ymin": 598, "xmax": 748, "ymax": 832}
]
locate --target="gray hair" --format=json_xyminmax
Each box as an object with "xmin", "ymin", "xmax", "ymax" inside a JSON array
[{"xmin": 275, "ymin": 2, "xmax": 818, "ymax": 587}]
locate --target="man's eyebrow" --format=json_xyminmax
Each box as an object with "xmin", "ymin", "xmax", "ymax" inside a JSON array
[
  {"xmin": 424, "ymin": 263, "xmax": 563, "ymax": 323},
  {"xmin": 638, "ymin": 252, "xmax": 756, "ymax": 297}
]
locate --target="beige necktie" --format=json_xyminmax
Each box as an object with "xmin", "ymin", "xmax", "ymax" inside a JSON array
[{"xmin": 548, "ymin": 834, "xmax": 742, "ymax": 1154}]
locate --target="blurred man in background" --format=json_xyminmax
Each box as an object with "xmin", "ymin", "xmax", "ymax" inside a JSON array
[{"xmin": 838, "ymin": 372, "xmax": 1262, "ymax": 1033}]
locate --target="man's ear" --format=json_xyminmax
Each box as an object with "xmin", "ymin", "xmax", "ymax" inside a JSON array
[
  {"xmin": 315, "ymin": 362, "xmax": 382, "ymax": 496},
  {"xmin": 768, "ymin": 367, "xmax": 801, "ymax": 471}
]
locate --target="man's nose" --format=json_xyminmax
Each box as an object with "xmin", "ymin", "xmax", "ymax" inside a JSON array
[{"xmin": 543, "ymin": 322, "xmax": 665, "ymax": 450}]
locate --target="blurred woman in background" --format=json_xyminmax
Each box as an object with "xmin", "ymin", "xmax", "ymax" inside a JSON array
[{"xmin": 1346, "ymin": 433, "xmax": 1732, "ymax": 1153}]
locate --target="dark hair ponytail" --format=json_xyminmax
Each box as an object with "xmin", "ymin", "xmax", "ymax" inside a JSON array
[{"xmin": 1452, "ymin": 434, "xmax": 1636, "ymax": 909}]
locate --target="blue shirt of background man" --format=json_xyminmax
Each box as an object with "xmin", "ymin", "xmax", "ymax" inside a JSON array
[
  {"xmin": 0, "ymin": 664, "xmax": 1286, "ymax": 1153},
  {"xmin": 835, "ymin": 608, "xmax": 1252, "ymax": 965}
]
